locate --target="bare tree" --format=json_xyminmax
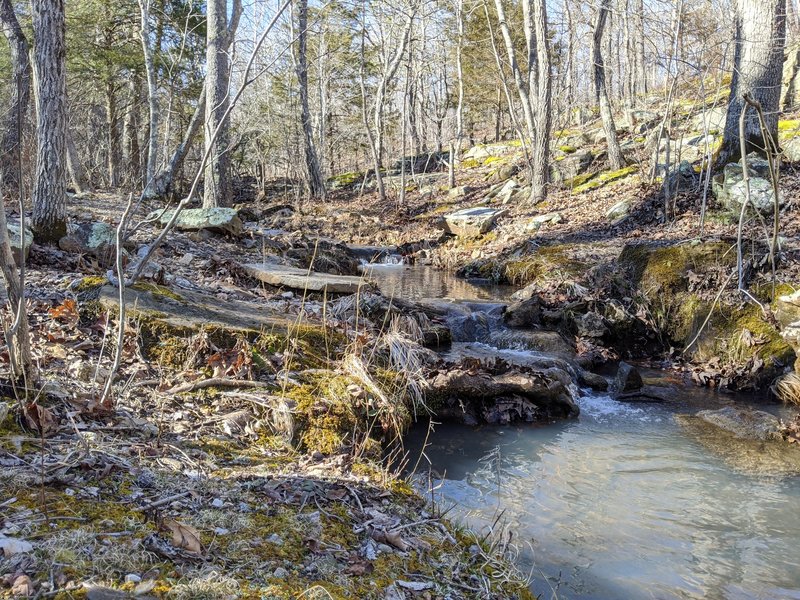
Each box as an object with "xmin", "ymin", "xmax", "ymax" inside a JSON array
[
  {"xmin": 493, "ymin": 0, "xmax": 551, "ymax": 202},
  {"xmin": 292, "ymin": 0, "xmax": 326, "ymax": 199},
  {"xmin": 592, "ymin": 0, "xmax": 625, "ymax": 170},
  {"xmin": 30, "ymin": 0, "xmax": 68, "ymax": 243},
  {"xmin": 0, "ymin": 0, "xmax": 31, "ymax": 191},
  {"xmin": 718, "ymin": 0, "xmax": 787, "ymax": 164},
  {"xmin": 203, "ymin": 0, "xmax": 243, "ymax": 208}
]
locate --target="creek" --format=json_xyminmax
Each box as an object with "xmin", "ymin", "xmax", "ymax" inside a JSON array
[{"xmin": 367, "ymin": 263, "xmax": 800, "ymax": 600}]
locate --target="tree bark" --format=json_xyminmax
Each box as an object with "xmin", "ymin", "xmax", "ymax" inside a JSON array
[
  {"xmin": 593, "ymin": 0, "xmax": 625, "ymax": 171},
  {"xmin": 293, "ymin": 0, "xmax": 325, "ymax": 199},
  {"xmin": 718, "ymin": 0, "xmax": 787, "ymax": 165},
  {"xmin": 30, "ymin": 0, "xmax": 68, "ymax": 243},
  {"xmin": 0, "ymin": 0, "xmax": 31, "ymax": 191}
]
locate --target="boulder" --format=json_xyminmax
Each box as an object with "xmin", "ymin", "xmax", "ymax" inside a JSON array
[
  {"xmin": 579, "ymin": 370, "xmax": 609, "ymax": 391},
  {"xmin": 429, "ymin": 366, "xmax": 579, "ymax": 424},
  {"xmin": 691, "ymin": 106, "xmax": 727, "ymax": 133},
  {"xmin": 663, "ymin": 160, "xmax": 698, "ymax": 196},
  {"xmin": 775, "ymin": 288, "xmax": 800, "ymax": 330},
  {"xmin": 606, "ymin": 199, "xmax": 631, "ymax": 222},
  {"xmin": 550, "ymin": 150, "xmax": 594, "ymax": 183},
  {"xmin": 447, "ymin": 185, "xmax": 473, "ymax": 199},
  {"xmin": 242, "ymin": 262, "xmax": 373, "ymax": 295},
  {"xmin": 526, "ymin": 212, "xmax": 564, "ymax": 229},
  {"xmin": 713, "ymin": 155, "xmax": 778, "ymax": 216},
  {"xmin": 495, "ymin": 179, "xmax": 519, "ymax": 203},
  {"xmin": 442, "ymin": 207, "xmax": 506, "ymax": 237},
  {"xmin": 59, "ymin": 222, "xmax": 122, "ymax": 267},
  {"xmin": 615, "ymin": 361, "xmax": 643, "ymax": 392},
  {"xmin": 695, "ymin": 406, "xmax": 782, "ymax": 441},
  {"xmin": 463, "ymin": 145, "xmax": 491, "ymax": 160},
  {"xmin": 503, "ymin": 296, "xmax": 540, "ymax": 328},
  {"xmin": 575, "ymin": 311, "xmax": 608, "ymax": 338},
  {"xmin": 7, "ymin": 220, "xmax": 33, "ymax": 265},
  {"xmin": 148, "ymin": 207, "xmax": 243, "ymax": 236}
]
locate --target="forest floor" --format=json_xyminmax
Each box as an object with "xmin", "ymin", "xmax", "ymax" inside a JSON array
[{"xmin": 4, "ymin": 121, "xmax": 800, "ymax": 598}]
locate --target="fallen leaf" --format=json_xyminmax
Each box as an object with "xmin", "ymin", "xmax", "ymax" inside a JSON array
[
  {"xmin": 24, "ymin": 402, "xmax": 58, "ymax": 436},
  {"xmin": 162, "ymin": 518, "xmax": 202, "ymax": 554},
  {"xmin": 11, "ymin": 574, "xmax": 34, "ymax": 596}
]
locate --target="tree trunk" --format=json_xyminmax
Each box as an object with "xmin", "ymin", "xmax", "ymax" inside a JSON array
[
  {"xmin": 593, "ymin": 0, "xmax": 625, "ymax": 170},
  {"xmin": 30, "ymin": 0, "xmax": 68, "ymax": 243},
  {"xmin": 105, "ymin": 79, "xmax": 120, "ymax": 188},
  {"xmin": 65, "ymin": 129, "xmax": 89, "ymax": 194},
  {"xmin": 0, "ymin": 0, "xmax": 31, "ymax": 191},
  {"xmin": 138, "ymin": 0, "xmax": 159, "ymax": 193},
  {"xmin": 718, "ymin": 0, "xmax": 786, "ymax": 165},
  {"xmin": 203, "ymin": 0, "xmax": 233, "ymax": 208},
  {"xmin": 527, "ymin": 0, "xmax": 551, "ymax": 203},
  {"xmin": 122, "ymin": 72, "xmax": 142, "ymax": 189},
  {"xmin": 293, "ymin": 0, "xmax": 325, "ymax": 199}
]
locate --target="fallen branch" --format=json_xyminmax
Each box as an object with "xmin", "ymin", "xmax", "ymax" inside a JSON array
[{"xmin": 163, "ymin": 378, "xmax": 272, "ymax": 395}]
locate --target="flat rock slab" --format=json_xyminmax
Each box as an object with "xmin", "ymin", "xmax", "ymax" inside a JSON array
[
  {"xmin": 98, "ymin": 283, "xmax": 290, "ymax": 335},
  {"xmin": 443, "ymin": 207, "xmax": 507, "ymax": 237},
  {"xmin": 148, "ymin": 207, "xmax": 243, "ymax": 236},
  {"xmin": 243, "ymin": 262, "xmax": 374, "ymax": 295}
]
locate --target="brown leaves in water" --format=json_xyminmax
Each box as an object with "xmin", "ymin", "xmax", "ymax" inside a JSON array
[{"xmin": 162, "ymin": 518, "xmax": 203, "ymax": 555}]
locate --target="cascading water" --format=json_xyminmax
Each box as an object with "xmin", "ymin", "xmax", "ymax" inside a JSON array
[{"xmin": 368, "ymin": 263, "xmax": 800, "ymax": 599}]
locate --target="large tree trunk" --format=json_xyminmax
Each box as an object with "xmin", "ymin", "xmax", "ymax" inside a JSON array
[
  {"xmin": 30, "ymin": 0, "xmax": 68, "ymax": 243},
  {"xmin": 293, "ymin": 0, "xmax": 325, "ymax": 199},
  {"xmin": 718, "ymin": 0, "xmax": 786, "ymax": 165},
  {"xmin": 203, "ymin": 0, "xmax": 233, "ymax": 208},
  {"xmin": 593, "ymin": 0, "xmax": 625, "ymax": 171},
  {"xmin": 0, "ymin": 0, "xmax": 31, "ymax": 191},
  {"xmin": 527, "ymin": 0, "xmax": 552, "ymax": 203}
]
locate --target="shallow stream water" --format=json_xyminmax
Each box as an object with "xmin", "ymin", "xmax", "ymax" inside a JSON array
[{"xmin": 370, "ymin": 264, "xmax": 800, "ymax": 600}]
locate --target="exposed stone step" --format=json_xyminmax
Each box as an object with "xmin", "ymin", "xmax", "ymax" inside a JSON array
[{"xmin": 242, "ymin": 262, "xmax": 374, "ymax": 295}]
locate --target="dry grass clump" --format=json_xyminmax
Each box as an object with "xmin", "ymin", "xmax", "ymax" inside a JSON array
[
  {"xmin": 772, "ymin": 371, "xmax": 800, "ymax": 405},
  {"xmin": 168, "ymin": 570, "xmax": 239, "ymax": 600}
]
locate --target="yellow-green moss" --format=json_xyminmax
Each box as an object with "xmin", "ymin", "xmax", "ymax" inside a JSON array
[
  {"xmin": 558, "ymin": 145, "xmax": 577, "ymax": 154},
  {"xmin": 460, "ymin": 157, "xmax": 481, "ymax": 169},
  {"xmin": 74, "ymin": 275, "xmax": 109, "ymax": 291},
  {"xmin": 483, "ymin": 155, "xmax": 505, "ymax": 167},
  {"xmin": 130, "ymin": 282, "xmax": 185, "ymax": 303},
  {"xmin": 573, "ymin": 165, "xmax": 638, "ymax": 193}
]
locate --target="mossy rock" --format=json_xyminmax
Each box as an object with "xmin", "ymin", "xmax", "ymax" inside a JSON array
[
  {"xmin": 619, "ymin": 241, "xmax": 793, "ymax": 388},
  {"xmin": 572, "ymin": 165, "xmax": 638, "ymax": 193},
  {"xmin": 459, "ymin": 243, "xmax": 590, "ymax": 286}
]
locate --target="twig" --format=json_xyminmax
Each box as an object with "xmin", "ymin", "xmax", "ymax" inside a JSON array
[
  {"xmin": 140, "ymin": 490, "xmax": 191, "ymax": 510},
  {"xmin": 163, "ymin": 378, "xmax": 272, "ymax": 395}
]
